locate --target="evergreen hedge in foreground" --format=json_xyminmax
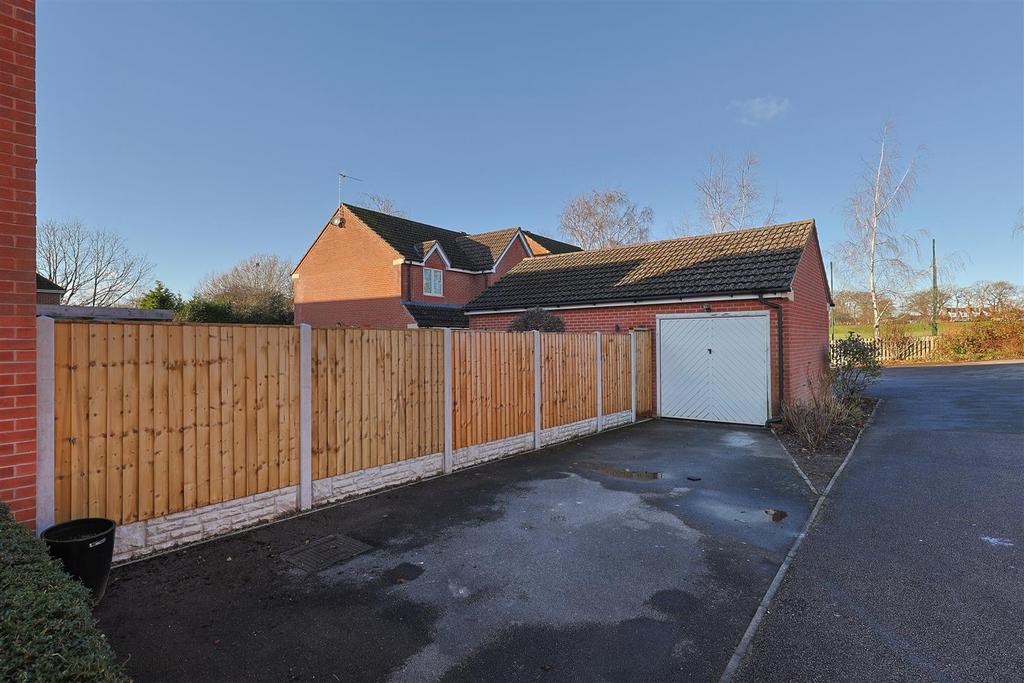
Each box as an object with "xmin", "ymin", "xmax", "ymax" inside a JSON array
[{"xmin": 0, "ymin": 503, "xmax": 128, "ymax": 682}]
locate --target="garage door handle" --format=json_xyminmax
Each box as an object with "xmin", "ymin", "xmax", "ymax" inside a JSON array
[{"xmin": 707, "ymin": 348, "xmax": 712, "ymax": 354}]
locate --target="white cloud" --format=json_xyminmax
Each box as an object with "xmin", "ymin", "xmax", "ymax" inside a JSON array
[{"xmin": 728, "ymin": 96, "xmax": 791, "ymax": 126}]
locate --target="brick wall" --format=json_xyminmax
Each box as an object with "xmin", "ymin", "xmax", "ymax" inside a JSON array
[
  {"xmin": 782, "ymin": 233, "xmax": 831, "ymax": 404},
  {"xmin": 0, "ymin": 0, "xmax": 37, "ymax": 527},
  {"xmin": 293, "ymin": 206, "xmax": 414, "ymax": 328},
  {"xmin": 468, "ymin": 232, "xmax": 831, "ymax": 417},
  {"xmin": 35, "ymin": 290, "xmax": 59, "ymax": 305}
]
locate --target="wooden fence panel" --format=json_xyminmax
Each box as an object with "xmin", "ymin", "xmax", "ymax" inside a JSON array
[
  {"xmin": 53, "ymin": 321, "xmax": 301, "ymax": 525},
  {"xmin": 635, "ymin": 330, "xmax": 653, "ymax": 417},
  {"xmin": 51, "ymin": 323, "xmax": 656, "ymax": 526},
  {"xmin": 601, "ymin": 334, "xmax": 632, "ymax": 415},
  {"xmin": 451, "ymin": 330, "xmax": 534, "ymax": 449},
  {"xmin": 541, "ymin": 332, "xmax": 598, "ymax": 428},
  {"xmin": 310, "ymin": 328, "xmax": 444, "ymax": 478}
]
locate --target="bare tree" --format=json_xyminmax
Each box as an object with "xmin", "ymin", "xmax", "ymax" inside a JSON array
[
  {"xmin": 362, "ymin": 193, "xmax": 406, "ymax": 217},
  {"xmin": 681, "ymin": 152, "xmax": 779, "ymax": 234},
  {"xmin": 971, "ymin": 280, "xmax": 1021, "ymax": 315},
  {"xmin": 36, "ymin": 218, "xmax": 153, "ymax": 306},
  {"xmin": 559, "ymin": 188, "xmax": 652, "ymax": 250},
  {"xmin": 836, "ymin": 123, "xmax": 923, "ymax": 341},
  {"xmin": 195, "ymin": 253, "xmax": 294, "ymax": 322}
]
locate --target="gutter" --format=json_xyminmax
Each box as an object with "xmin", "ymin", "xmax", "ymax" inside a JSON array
[
  {"xmin": 758, "ymin": 295, "xmax": 784, "ymax": 423},
  {"xmin": 465, "ymin": 291, "xmax": 793, "ymax": 315}
]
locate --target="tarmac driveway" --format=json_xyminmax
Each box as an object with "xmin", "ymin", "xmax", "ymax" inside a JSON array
[{"xmin": 96, "ymin": 419, "xmax": 815, "ymax": 682}]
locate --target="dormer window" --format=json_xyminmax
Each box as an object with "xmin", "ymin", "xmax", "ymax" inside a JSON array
[{"xmin": 423, "ymin": 268, "xmax": 444, "ymax": 296}]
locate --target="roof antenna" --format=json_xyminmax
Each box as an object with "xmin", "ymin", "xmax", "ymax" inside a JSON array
[{"xmin": 337, "ymin": 171, "xmax": 363, "ymax": 207}]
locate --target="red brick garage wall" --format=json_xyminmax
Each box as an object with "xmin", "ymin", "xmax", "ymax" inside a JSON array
[
  {"xmin": 0, "ymin": 0, "xmax": 37, "ymax": 527},
  {"xmin": 468, "ymin": 236, "xmax": 831, "ymax": 418}
]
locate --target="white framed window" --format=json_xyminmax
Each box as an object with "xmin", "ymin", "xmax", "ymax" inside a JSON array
[{"xmin": 423, "ymin": 267, "xmax": 444, "ymax": 296}]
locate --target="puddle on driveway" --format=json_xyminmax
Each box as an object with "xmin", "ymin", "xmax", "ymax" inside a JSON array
[
  {"xmin": 764, "ymin": 509, "xmax": 788, "ymax": 523},
  {"xmin": 576, "ymin": 462, "xmax": 661, "ymax": 481}
]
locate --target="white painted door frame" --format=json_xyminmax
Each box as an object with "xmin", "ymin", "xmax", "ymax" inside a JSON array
[{"xmin": 656, "ymin": 311, "xmax": 771, "ymax": 425}]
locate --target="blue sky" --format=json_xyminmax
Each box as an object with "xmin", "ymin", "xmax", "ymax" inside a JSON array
[{"xmin": 37, "ymin": 1, "xmax": 1023, "ymax": 295}]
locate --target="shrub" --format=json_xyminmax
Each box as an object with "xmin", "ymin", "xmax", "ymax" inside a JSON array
[
  {"xmin": 507, "ymin": 307, "xmax": 565, "ymax": 333},
  {"xmin": 937, "ymin": 318, "xmax": 1024, "ymax": 361},
  {"xmin": 0, "ymin": 503, "xmax": 128, "ymax": 681},
  {"xmin": 177, "ymin": 295, "xmax": 236, "ymax": 323},
  {"xmin": 830, "ymin": 332, "xmax": 882, "ymax": 399},
  {"xmin": 782, "ymin": 371, "xmax": 851, "ymax": 451},
  {"xmin": 177, "ymin": 295, "xmax": 293, "ymax": 325}
]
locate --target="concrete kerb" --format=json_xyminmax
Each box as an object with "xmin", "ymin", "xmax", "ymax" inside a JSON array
[
  {"xmin": 718, "ymin": 399, "xmax": 882, "ymax": 683},
  {"xmin": 771, "ymin": 430, "xmax": 820, "ymax": 497}
]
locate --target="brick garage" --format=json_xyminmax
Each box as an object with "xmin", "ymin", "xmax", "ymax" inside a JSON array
[
  {"xmin": 0, "ymin": 0, "xmax": 37, "ymax": 526},
  {"xmin": 466, "ymin": 221, "xmax": 832, "ymax": 423}
]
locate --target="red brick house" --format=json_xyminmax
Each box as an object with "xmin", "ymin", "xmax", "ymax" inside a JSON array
[
  {"xmin": 292, "ymin": 204, "xmax": 579, "ymax": 328},
  {"xmin": 465, "ymin": 220, "xmax": 833, "ymax": 424}
]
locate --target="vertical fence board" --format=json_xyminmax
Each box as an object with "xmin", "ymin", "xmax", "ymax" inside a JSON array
[
  {"xmin": 182, "ymin": 327, "xmax": 197, "ymax": 511},
  {"xmin": 121, "ymin": 325, "xmax": 138, "ymax": 523},
  {"xmin": 53, "ymin": 323, "xmax": 71, "ymax": 522},
  {"xmin": 208, "ymin": 327, "xmax": 223, "ymax": 505},
  {"xmin": 105, "ymin": 325, "xmax": 124, "ymax": 523},
  {"xmin": 196, "ymin": 329, "xmax": 211, "ymax": 508}
]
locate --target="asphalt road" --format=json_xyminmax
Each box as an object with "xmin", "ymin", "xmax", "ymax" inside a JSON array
[
  {"xmin": 735, "ymin": 362, "xmax": 1024, "ymax": 682},
  {"xmin": 96, "ymin": 419, "xmax": 815, "ymax": 682}
]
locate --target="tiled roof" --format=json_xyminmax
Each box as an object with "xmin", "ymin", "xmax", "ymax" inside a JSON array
[
  {"xmin": 522, "ymin": 231, "xmax": 580, "ymax": 256},
  {"xmin": 36, "ymin": 273, "xmax": 65, "ymax": 292},
  {"xmin": 403, "ymin": 302, "xmax": 469, "ymax": 328},
  {"xmin": 457, "ymin": 228, "xmax": 521, "ymax": 268},
  {"xmin": 344, "ymin": 204, "xmax": 578, "ymax": 272},
  {"xmin": 465, "ymin": 220, "xmax": 817, "ymax": 311}
]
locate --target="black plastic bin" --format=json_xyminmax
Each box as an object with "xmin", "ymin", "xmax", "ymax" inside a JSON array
[{"xmin": 41, "ymin": 518, "xmax": 116, "ymax": 602}]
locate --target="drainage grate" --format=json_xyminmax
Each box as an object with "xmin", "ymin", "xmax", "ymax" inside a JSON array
[{"xmin": 280, "ymin": 534, "xmax": 373, "ymax": 573}]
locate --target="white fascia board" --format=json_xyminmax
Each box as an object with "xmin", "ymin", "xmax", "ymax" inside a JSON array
[{"xmin": 464, "ymin": 291, "xmax": 793, "ymax": 315}]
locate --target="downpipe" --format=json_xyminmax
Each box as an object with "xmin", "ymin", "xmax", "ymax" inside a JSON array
[{"xmin": 758, "ymin": 295, "xmax": 785, "ymax": 427}]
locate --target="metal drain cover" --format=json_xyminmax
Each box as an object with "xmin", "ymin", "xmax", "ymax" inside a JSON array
[{"xmin": 280, "ymin": 534, "xmax": 373, "ymax": 573}]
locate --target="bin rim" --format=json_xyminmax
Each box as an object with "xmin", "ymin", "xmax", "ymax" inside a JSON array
[{"xmin": 41, "ymin": 518, "xmax": 116, "ymax": 544}]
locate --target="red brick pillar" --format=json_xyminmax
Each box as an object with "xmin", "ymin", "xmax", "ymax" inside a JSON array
[{"xmin": 0, "ymin": 0, "xmax": 37, "ymax": 527}]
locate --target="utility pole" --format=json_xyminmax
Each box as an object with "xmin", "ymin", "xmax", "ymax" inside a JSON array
[{"xmin": 930, "ymin": 238, "xmax": 939, "ymax": 336}]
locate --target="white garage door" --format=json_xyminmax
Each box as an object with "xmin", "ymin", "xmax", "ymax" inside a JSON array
[{"xmin": 657, "ymin": 312, "xmax": 770, "ymax": 425}]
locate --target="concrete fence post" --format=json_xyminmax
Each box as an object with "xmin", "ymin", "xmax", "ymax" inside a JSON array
[
  {"xmin": 35, "ymin": 316, "xmax": 55, "ymax": 535},
  {"xmin": 630, "ymin": 329, "xmax": 637, "ymax": 423},
  {"xmin": 443, "ymin": 328, "xmax": 453, "ymax": 473},
  {"xmin": 533, "ymin": 331, "xmax": 541, "ymax": 450},
  {"xmin": 595, "ymin": 331, "xmax": 603, "ymax": 432},
  {"xmin": 298, "ymin": 324, "xmax": 312, "ymax": 510}
]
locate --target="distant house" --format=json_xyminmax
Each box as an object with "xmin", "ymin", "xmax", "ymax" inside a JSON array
[
  {"xmin": 292, "ymin": 204, "xmax": 579, "ymax": 328},
  {"xmin": 35, "ymin": 273, "xmax": 65, "ymax": 305}
]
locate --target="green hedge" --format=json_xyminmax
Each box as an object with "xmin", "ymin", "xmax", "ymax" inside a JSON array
[{"xmin": 0, "ymin": 504, "xmax": 128, "ymax": 682}]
